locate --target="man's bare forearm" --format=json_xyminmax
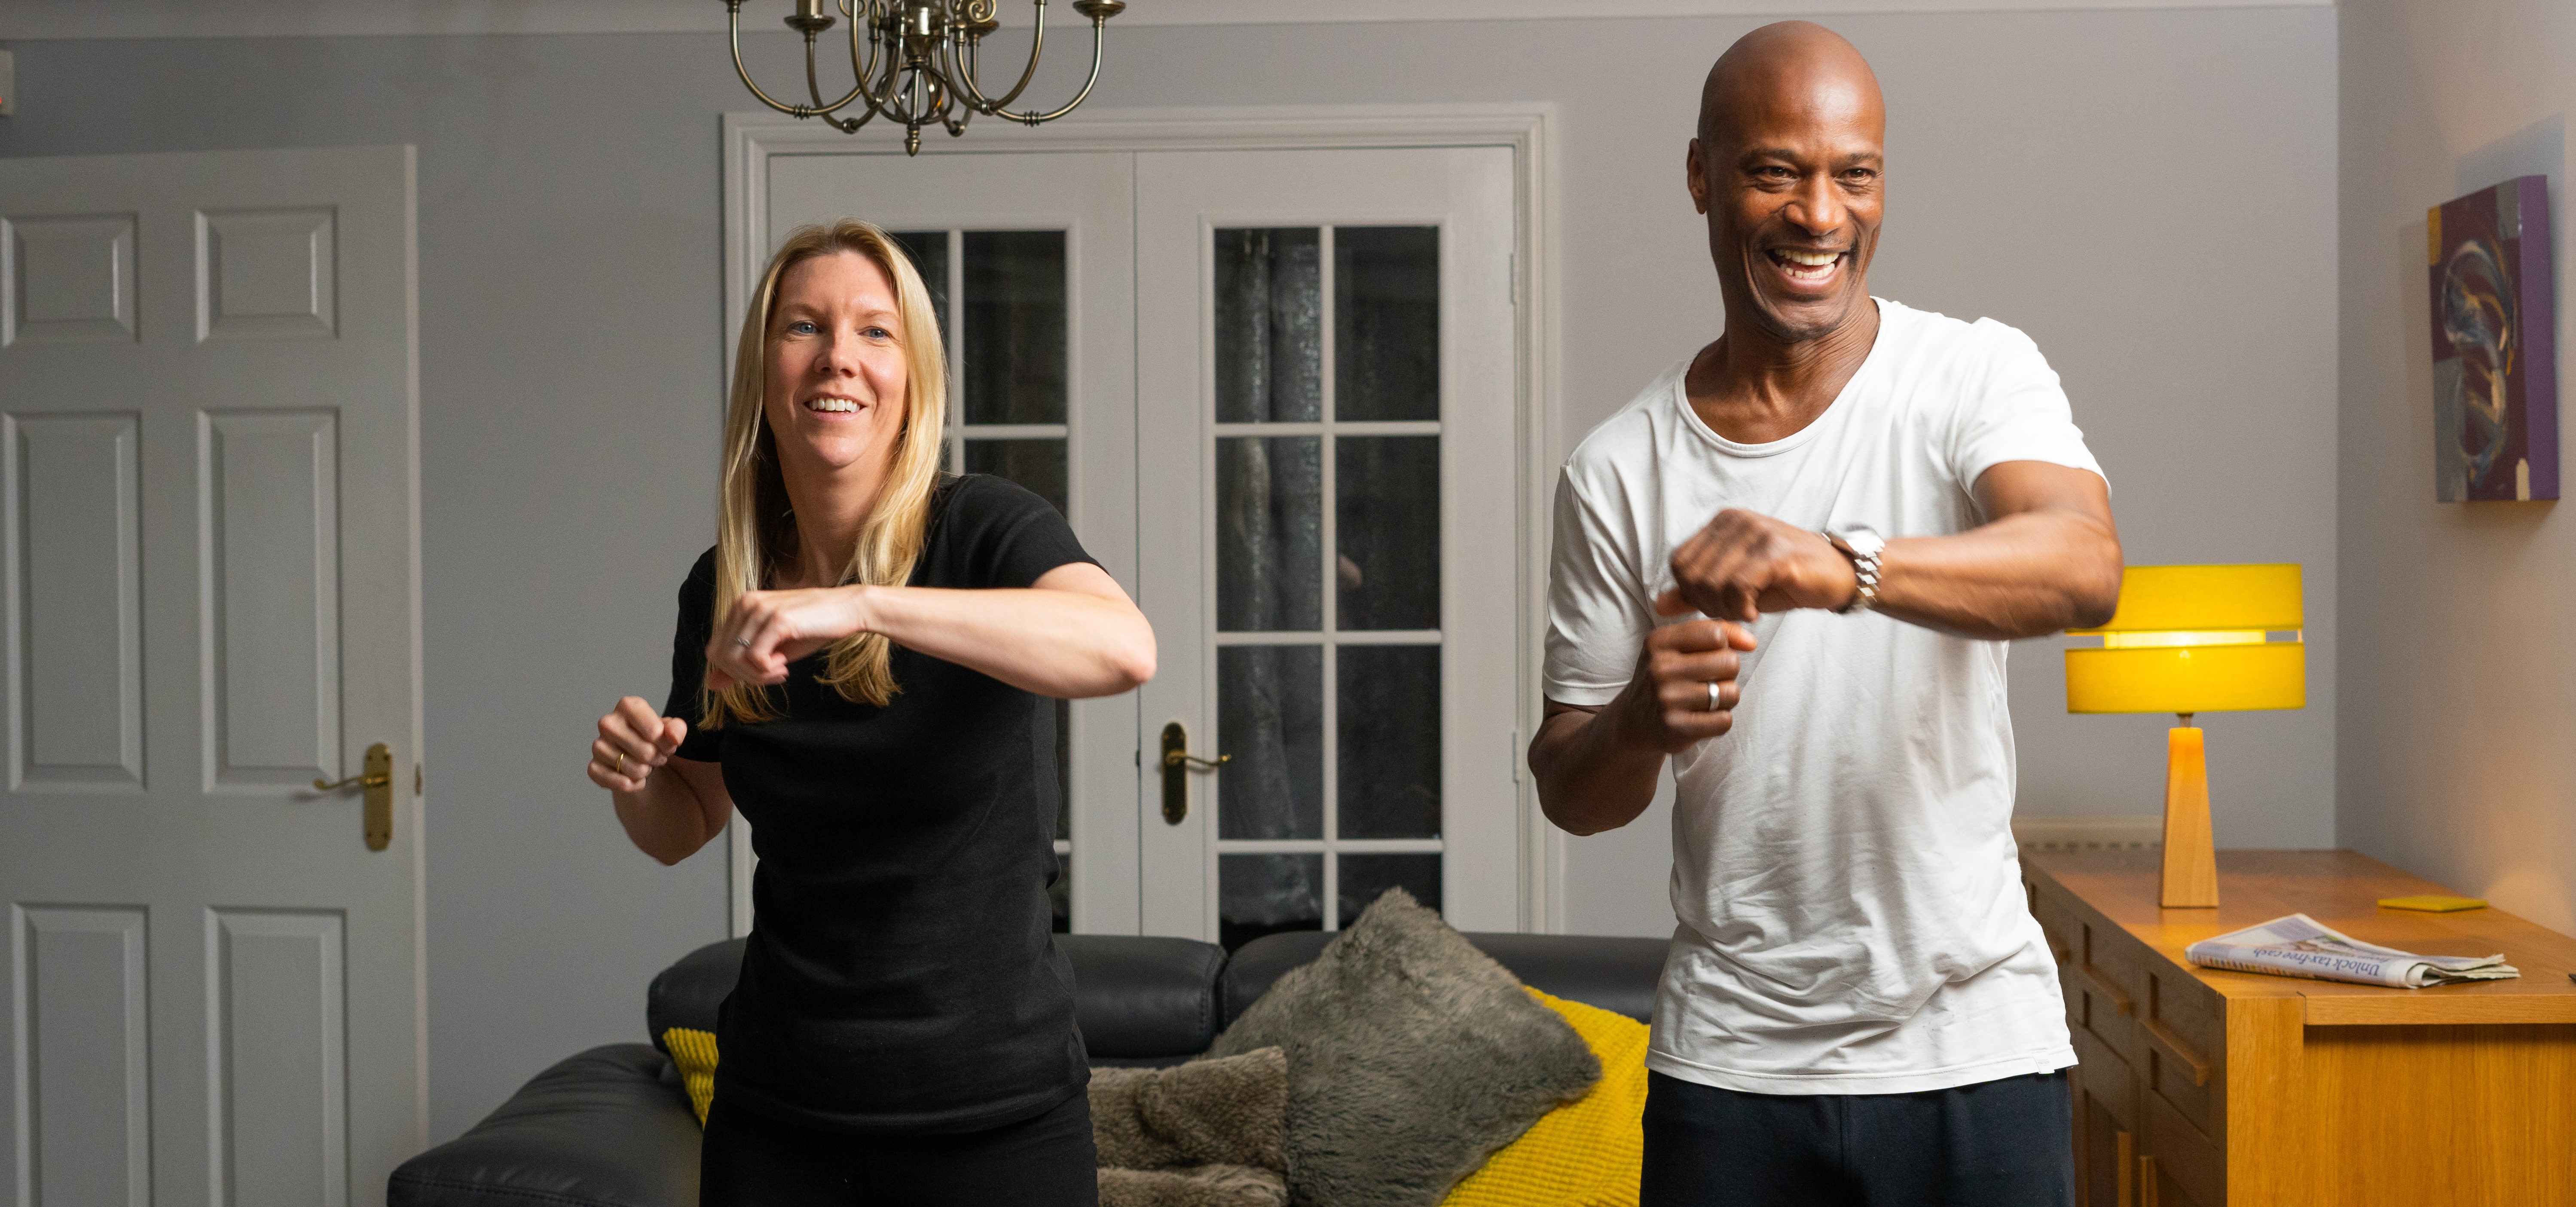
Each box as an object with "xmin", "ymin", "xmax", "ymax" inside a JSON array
[
  {"xmin": 1871, "ymin": 508, "xmax": 2120, "ymax": 640},
  {"xmin": 1530, "ymin": 701, "xmax": 1665, "ymax": 836}
]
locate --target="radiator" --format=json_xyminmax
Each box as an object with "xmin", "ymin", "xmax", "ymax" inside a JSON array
[{"xmin": 2010, "ymin": 814, "xmax": 2162, "ymax": 852}]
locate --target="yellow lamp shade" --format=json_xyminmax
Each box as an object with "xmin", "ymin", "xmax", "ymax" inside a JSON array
[
  {"xmin": 2064, "ymin": 564, "xmax": 2304, "ymax": 715},
  {"xmin": 2069, "ymin": 564, "xmax": 2302, "ymax": 634}
]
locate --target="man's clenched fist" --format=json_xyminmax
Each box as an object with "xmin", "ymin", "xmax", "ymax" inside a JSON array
[{"xmin": 1613, "ymin": 618, "xmax": 1759, "ymax": 753}]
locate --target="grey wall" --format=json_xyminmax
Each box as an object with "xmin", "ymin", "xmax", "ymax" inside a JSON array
[
  {"xmin": 2337, "ymin": 0, "xmax": 2576, "ymax": 935},
  {"xmin": 0, "ymin": 6, "xmax": 2340, "ymax": 1140}
]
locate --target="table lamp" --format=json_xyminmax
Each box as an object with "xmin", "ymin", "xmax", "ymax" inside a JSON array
[{"xmin": 2064, "ymin": 565, "xmax": 2304, "ymax": 908}]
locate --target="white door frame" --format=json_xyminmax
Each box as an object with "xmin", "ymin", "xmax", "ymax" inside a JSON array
[{"xmin": 720, "ymin": 104, "xmax": 1570, "ymax": 933}]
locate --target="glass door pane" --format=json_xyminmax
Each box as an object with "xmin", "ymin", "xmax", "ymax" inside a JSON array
[
  {"xmin": 1134, "ymin": 146, "xmax": 1523, "ymax": 945},
  {"xmin": 1207, "ymin": 225, "xmax": 1445, "ymax": 950},
  {"xmin": 905, "ymin": 227, "xmax": 1079, "ymax": 931}
]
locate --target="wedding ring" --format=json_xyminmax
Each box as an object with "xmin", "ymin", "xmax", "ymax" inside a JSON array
[
  {"xmin": 614, "ymin": 751, "xmax": 627, "ymax": 774},
  {"xmin": 1706, "ymin": 680, "xmax": 1723, "ymax": 713},
  {"xmin": 733, "ymin": 637, "xmax": 753, "ymax": 648}
]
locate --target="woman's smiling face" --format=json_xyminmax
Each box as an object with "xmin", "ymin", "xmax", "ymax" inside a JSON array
[{"xmin": 763, "ymin": 249, "xmax": 911, "ymax": 478}]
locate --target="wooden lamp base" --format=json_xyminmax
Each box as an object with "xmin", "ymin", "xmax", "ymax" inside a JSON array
[{"xmin": 2159, "ymin": 720, "xmax": 2218, "ymax": 908}]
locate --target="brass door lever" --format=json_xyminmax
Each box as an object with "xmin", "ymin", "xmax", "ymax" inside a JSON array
[
  {"xmin": 313, "ymin": 742, "xmax": 396, "ymax": 852},
  {"xmin": 312, "ymin": 768, "xmax": 391, "ymax": 793},
  {"xmin": 1158, "ymin": 722, "xmax": 1229, "ymax": 825}
]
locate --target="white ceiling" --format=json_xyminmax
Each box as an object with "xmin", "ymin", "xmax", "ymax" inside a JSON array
[{"xmin": 0, "ymin": 0, "xmax": 2328, "ymax": 41}]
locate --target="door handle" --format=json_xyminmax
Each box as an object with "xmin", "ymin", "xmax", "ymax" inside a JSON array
[
  {"xmin": 1158, "ymin": 722, "xmax": 1229, "ymax": 825},
  {"xmin": 313, "ymin": 741, "xmax": 395, "ymax": 852}
]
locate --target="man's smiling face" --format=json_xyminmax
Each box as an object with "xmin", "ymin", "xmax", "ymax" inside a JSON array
[{"xmin": 1688, "ymin": 26, "xmax": 1886, "ymax": 345}]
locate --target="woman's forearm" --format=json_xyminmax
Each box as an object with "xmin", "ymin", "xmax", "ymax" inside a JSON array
[
  {"xmin": 613, "ymin": 760, "xmax": 725, "ymax": 865},
  {"xmin": 852, "ymin": 581, "xmax": 1156, "ymax": 698}
]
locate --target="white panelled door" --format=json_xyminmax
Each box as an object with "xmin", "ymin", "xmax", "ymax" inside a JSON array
[
  {"xmin": 1133, "ymin": 148, "xmax": 1521, "ymax": 944},
  {"xmin": 0, "ymin": 147, "xmax": 422, "ymax": 1207},
  {"xmin": 749, "ymin": 152, "xmax": 1140, "ymax": 934}
]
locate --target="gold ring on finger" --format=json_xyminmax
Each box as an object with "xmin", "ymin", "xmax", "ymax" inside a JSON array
[{"xmin": 614, "ymin": 751, "xmax": 626, "ymax": 774}]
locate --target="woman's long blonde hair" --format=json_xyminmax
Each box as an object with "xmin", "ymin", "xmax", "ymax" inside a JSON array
[{"xmin": 700, "ymin": 219, "xmax": 948, "ymax": 726}]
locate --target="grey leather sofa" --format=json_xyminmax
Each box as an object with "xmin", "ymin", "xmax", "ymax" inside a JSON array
[{"xmin": 387, "ymin": 930, "xmax": 1669, "ymax": 1207}]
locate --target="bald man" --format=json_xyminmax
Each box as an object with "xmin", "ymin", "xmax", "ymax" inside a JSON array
[{"xmin": 1528, "ymin": 22, "xmax": 2119, "ymax": 1206}]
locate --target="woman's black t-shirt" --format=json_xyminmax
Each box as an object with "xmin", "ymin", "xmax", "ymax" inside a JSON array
[{"xmin": 664, "ymin": 475, "xmax": 1097, "ymax": 1134}]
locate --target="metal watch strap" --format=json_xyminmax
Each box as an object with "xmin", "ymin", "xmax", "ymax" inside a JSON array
[{"xmin": 1829, "ymin": 527, "xmax": 1885, "ymax": 614}]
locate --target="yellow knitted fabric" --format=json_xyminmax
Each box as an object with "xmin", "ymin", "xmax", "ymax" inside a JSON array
[
  {"xmin": 1439, "ymin": 989, "xmax": 1648, "ymax": 1207},
  {"xmin": 662, "ymin": 1027, "xmax": 720, "ymax": 1125}
]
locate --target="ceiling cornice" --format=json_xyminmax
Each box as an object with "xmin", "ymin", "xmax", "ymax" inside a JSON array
[{"xmin": 0, "ymin": 0, "xmax": 2330, "ymax": 41}]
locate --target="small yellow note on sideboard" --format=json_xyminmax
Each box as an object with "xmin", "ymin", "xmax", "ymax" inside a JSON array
[{"xmin": 2377, "ymin": 895, "xmax": 2488, "ymax": 913}]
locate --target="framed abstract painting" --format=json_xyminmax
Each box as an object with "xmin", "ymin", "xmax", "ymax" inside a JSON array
[{"xmin": 2431, "ymin": 175, "xmax": 2558, "ymax": 502}]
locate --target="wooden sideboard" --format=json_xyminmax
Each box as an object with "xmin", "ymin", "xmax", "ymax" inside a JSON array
[{"xmin": 2022, "ymin": 849, "xmax": 2576, "ymax": 1207}]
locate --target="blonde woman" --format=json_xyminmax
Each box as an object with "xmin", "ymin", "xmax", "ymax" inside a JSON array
[{"xmin": 585, "ymin": 220, "xmax": 1153, "ymax": 1205}]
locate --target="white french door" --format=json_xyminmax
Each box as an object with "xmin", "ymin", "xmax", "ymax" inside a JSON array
[
  {"xmin": 754, "ymin": 151, "xmax": 1140, "ymax": 934},
  {"xmin": 0, "ymin": 147, "xmax": 423, "ymax": 1207},
  {"xmin": 1133, "ymin": 148, "xmax": 1521, "ymax": 943},
  {"xmin": 743, "ymin": 135, "xmax": 1526, "ymax": 945}
]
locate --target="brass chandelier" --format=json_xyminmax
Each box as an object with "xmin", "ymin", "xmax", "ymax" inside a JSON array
[{"xmin": 724, "ymin": 0, "xmax": 1126, "ymax": 155}]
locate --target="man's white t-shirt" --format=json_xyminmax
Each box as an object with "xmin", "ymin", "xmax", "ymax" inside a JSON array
[{"xmin": 1544, "ymin": 298, "xmax": 2100, "ymax": 1096}]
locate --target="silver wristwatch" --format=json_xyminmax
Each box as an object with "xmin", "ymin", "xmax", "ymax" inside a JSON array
[{"xmin": 1827, "ymin": 524, "xmax": 1886, "ymax": 614}]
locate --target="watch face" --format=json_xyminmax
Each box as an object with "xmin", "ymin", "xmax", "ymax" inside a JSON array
[{"xmin": 1834, "ymin": 525, "xmax": 1885, "ymax": 555}]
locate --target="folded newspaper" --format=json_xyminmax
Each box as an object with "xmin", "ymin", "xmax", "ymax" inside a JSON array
[{"xmin": 2183, "ymin": 914, "xmax": 2520, "ymax": 988}]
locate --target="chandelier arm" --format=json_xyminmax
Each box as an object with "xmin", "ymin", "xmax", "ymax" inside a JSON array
[
  {"xmin": 725, "ymin": 3, "xmax": 874, "ymax": 124},
  {"xmin": 870, "ymin": 15, "xmax": 921, "ymax": 121},
  {"xmin": 951, "ymin": 0, "xmax": 1050, "ymax": 114},
  {"xmin": 934, "ymin": 27, "xmax": 998, "ymax": 132},
  {"xmin": 932, "ymin": 39, "xmax": 974, "ymax": 135},
  {"xmin": 920, "ymin": 67, "xmax": 968, "ymax": 136},
  {"xmin": 803, "ymin": 33, "xmax": 828, "ymax": 110},
  {"xmin": 989, "ymin": 15, "xmax": 1106, "ymax": 125},
  {"xmin": 843, "ymin": 1, "xmax": 898, "ymax": 123},
  {"xmin": 726, "ymin": 5, "xmax": 815, "ymax": 118}
]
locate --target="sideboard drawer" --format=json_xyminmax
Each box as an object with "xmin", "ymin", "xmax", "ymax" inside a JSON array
[
  {"xmin": 2140, "ymin": 964, "xmax": 2224, "ymax": 1136},
  {"xmin": 2069, "ymin": 1023, "xmax": 2136, "ymax": 1133},
  {"xmin": 2075, "ymin": 919, "xmax": 2148, "ymax": 1065},
  {"xmin": 2140, "ymin": 1085, "xmax": 2223, "ymax": 1207}
]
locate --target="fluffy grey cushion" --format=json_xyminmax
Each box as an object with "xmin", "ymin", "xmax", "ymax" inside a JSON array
[
  {"xmin": 1204, "ymin": 889, "xmax": 1601, "ymax": 1207},
  {"xmin": 1097, "ymin": 1165, "xmax": 1288, "ymax": 1207},
  {"xmin": 1093, "ymin": 1047, "xmax": 1290, "ymax": 1207}
]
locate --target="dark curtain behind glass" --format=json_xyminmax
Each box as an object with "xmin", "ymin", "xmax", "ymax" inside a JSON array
[{"xmin": 1212, "ymin": 228, "xmax": 1324, "ymax": 932}]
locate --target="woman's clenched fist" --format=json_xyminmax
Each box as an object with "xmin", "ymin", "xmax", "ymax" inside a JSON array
[{"xmin": 588, "ymin": 695, "xmax": 688, "ymax": 793}]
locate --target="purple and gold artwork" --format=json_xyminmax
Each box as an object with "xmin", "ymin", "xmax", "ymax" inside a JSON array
[{"xmin": 2430, "ymin": 175, "xmax": 2558, "ymax": 501}]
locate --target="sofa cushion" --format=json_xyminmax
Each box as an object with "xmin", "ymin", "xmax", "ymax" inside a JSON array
[
  {"xmin": 644, "ymin": 939, "xmax": 740, "ymax": 1052},
  {"xmin": 387, "ymin": 1044, "xmax": 699, "ymax": 1207},
  {"xmin": 663, "ymin": 1027, "xmax": 718, "ymax": 1124},
  {"xmin": 1093, "ymin": 1047, "xmax": 1292, "ymax": 1204},
  {"xmin": 1092, "ymin": 1046, "xmax": 1289, "ymax": 1173},
  {"xmin": 1206, "ymin": 889, "xmax": 1602, "ymax": 1207},
  {"xmin": 647, "ymin": 934, "xmax": 1228, "ymax": 1065},
  {"xmin": 1438, "ymin": 989, "xmax": 1650, "ymax": 1207},
  {"xmin": 1222, "ymin": 931, "xmax": 1668, "ymax": 1030}
]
